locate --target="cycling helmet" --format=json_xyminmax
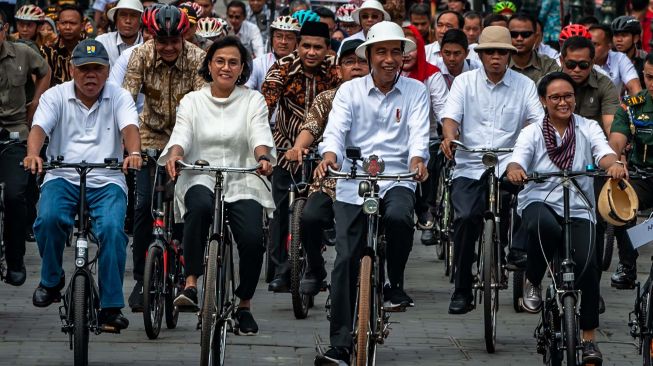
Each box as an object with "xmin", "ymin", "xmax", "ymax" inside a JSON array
[
  {"xmin": 292, "ymin": 9, "xmax": 320, "ymax": 26},
  {"xmin": 559, "ymin": 24, "xmax": 592, "ymax": 42},
  {"xmin": 148, "ymin": 5, "xmax": 190, "ymax": 38},
  {"xmin": 598, "ymin": 178, "xmax": 639, "ymax": 226},
  {"xmin": 336, "ymin": 4, "xmax": 357, "ymax": 23},
  {"xmin": 141, "ymin": 4, "xmax": 163, "ymax": 28},
  {"xmin": 196, "ymin": 17, "xmax": 228, "ymax": 38},
  {"xmin": 179, "ymin": 2, "xmax": 203, "ymax": 19},
  {"xmin": 270, "ymin": 15, "xmax": 300, "ymax": 32},
  {"xmin": 15, "ymin": 5, "xmax": 45, "ymax": 22},
  {"xmin": 612, "ymin": 15, "xmax": 642, "ymax": 35},
  {"xmin": 493, "ymin": 1, "xmax": 517, "ymax": 14}
]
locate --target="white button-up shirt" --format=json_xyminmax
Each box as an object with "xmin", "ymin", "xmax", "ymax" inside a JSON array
[
  {"xmin": 509, "ymin": 115, "xmax": 616, "ymax": 221},
  {"xmin": 32, "ymin": 81, "xmax": 139, "ymax": 194},
  {"xmin": 538, "ymin": 43, "xmax": 559, "ymax": 59},
  {"xmin": 441, "ymin": 67, "xmax": 544, "ymax": 180},
  {"xmin": 108, "ymin": 45, "xmax": 144, "ymax": 113},
  {"xmin": 597, "ymin": 50, "xmax": 639, "ymax": 90},
  {"xmin": 433, "ymin": 58, "xmax": 482, "ymax": 89},
  {"xmin": 425, "ymin": 41, "xmax": 480, "ymax": 65},
  {"xmin": 95, "ymin": 31, "xmax": 143, "ymax": 67},
  {"xmin": 319, "ymin": 74, "xmax": 430, "ymax": 205},
  {"xmin": 246, "ymin": 52, "xmax": 277, "ymax": 91},
  {"xmin": 231, "ymin": 20, "xmax": 265, "ymax": 59}
]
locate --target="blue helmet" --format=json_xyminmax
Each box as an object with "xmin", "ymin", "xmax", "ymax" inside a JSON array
[{"xmin": 292, "ymin": 9, "xmax": 320, "ymax": 26}]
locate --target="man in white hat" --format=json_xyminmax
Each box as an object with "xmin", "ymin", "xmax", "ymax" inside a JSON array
[
  {"xmin": 314, "ymin": 21, "xmax": 430, "ymax": 365},
  {"xmin": 340, "ymin": 0, "xmax": 389, "ymax": 43},
  {"xmin": 95, "ymin": 0, "xmax": 144, "ymax": 66},
  {"xmin": 440, "ymin": 26, "xmax": 544, "ymax": 315}
]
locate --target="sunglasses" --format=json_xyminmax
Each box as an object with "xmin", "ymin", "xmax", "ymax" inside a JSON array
[
  {"xmin": 510, "ymin": 30, "xmax": 534, "ymax": 39},
  {"xmin": 564, "ymin": 60, "xmax": 591, "ymax": 70},
  {"xmin": 482, "ymin": 48, "xmax": 510, "ymax": 56}
]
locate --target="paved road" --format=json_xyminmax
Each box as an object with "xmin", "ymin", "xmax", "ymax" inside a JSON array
[{"xmin": 0, "ymin": 235, "xmax": 645, "ymax": 365}]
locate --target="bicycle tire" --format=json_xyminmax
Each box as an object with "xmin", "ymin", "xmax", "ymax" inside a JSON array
[
  {"xmin": 353, "ymin": 255, "xmax": 372, "ymax": 366},
  {"xmin": 512, "ymin": 270, "xmax": 525, "ymax": 313},
  {"xmin": 643, "ymin": 286, "xmax": 653, "ymax": 366},
  {"xmin": 562, "ymin": 295, "xmax": 578, "ymax": 366},
  {"xmin": 482, "ymin": 218, "xmax": 498, "ymax": 353},
  {"xmin": 290, "ymin": 198, "xmax": 310, "ymax": 319},
  {"xmin": 200, "ymin": 239, "xmax": 219, "ymax": 366},
  {"xmin": 209, "ymin": 239, "xmax": 231, "ymax": 366},
  {"xmin": 434, "ymin": 169, "xmax": 446, "ymax": 260},
  {"xmin": 73, "ymin": 275, "xmax": 89, "ymax": 366},
  {"xmin": 601, "ymin": 224, "xmax": 615, "ymax": 271},
  {"xmin": 143, "ymin": 246, "xmax": 164, "ymax": 339},
  {"xmin": 165, "ymin": 244, "xmax": 183, "ymax": 329}
]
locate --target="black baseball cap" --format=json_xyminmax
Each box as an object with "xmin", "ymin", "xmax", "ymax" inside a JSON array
[
  {"xmin": 71, "ymin": 39, "xmax": 110, "ymax": 67},
  {"xmin": 337, "ymin": 39, "xmax": 364, "ymax": 63}
]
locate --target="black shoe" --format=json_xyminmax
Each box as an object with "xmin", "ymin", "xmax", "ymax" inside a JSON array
[
  {"xmin": 173, "ymin": 287, "xmax": 198, "ymax": 310},
  {"xmin": 611, "ymin": 263, "xmax": 637, "ymax": 289},
  {"xmin": 5, "ymin": 264, "xmax": 26, "ymax": 286},
  {"xmin": 25, "ymin": 229, "xmax": 36, "ymax": 242},
  {"xmin": 235, "ymin": 307, "xmax": 258, "ymax": 336},
  {"xmin": 417, "ymin": 211, "xmax": 435, "ymax": 230},
  {"xmin": 98, "ymin": 308, "xmax": 129, "ymax": 330},
  {"xmin": 32, "ymin": 274, "xmax": 65, "ymax": 307},
  {"xmin": 581, "ymin": 340, "xmax": 603, "ymax": 364},
  {"xmin": 420, "ymin": 229, "xmax": 437, "ymax": 246},
  {"xmin": 505, "ymin": 249, "xmax": 527, "ymax": 271},
  {"xmin": 448, "ymin": 291, "xmax": 473, "ymax": 314},
  {"xmin": 128, "ymin": 280, "xmax": 144, "ymax": 313},
  {"xmin": 300, "ymin": 268, "xmax": 327, "ymax": 296},
  {"xmin": 268, "ymin": 273, "xmax": 290, "ymax": 293},
  {"xmin": 599, "ymin": 295, "xmax": 605, "ymax": 315},
  {"xmin": 315, "ymin": 346, "xmax": 350, "ymax": 366},
  {"xmin": 385, "ymin": 287, "xmax": 415, "ymax": 310}
]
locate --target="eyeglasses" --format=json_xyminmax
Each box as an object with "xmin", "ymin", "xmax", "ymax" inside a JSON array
[
  {"xmin": 509, "ymin": 30, "xmax": 534, "ymax": 39},
  {"xmin": 547, "ymin": 93, "xmax": 575, "ymax": 104},
  {"xmin": 360, "ymin": 13, "xmax": 380, "ymax": 20},
  {"xmin": 340, "ymin": 57, "xmax": 366, "ymax": 67},
  {"xmin": 482, "ymin": 48, "xmax": 510, "ymax": 56},
  {"xmin": 273, "ymin": 33, "xmax": 296, "ymax": 42},
  {"xmin": 564, "ymin": 60, "xmax": 591, "ymax": 70},
  {"xmin": 213, "ymin": 58, "xmax": 241, "ymax": 69}
]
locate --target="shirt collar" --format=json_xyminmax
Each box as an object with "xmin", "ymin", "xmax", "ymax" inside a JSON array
[
  {"xmin": 364, "ymin": 73, "xmax": 404, "ymax": 95},
  {"xmin": 509, "ymin": 51, "xmax": 541, "ymax": 70},
  {"xmin": 67, "ymin": 80, "xmax": 111, "ymax": 103},
  {"xmin": 116, "ymin": 31, "xmax": 143, "ymax": 47},
  {"xmin": 480, "ymin": 66, "xmax": 512, "ymax": 87},
  {"xmin": 0, "ymin": 41, "xmax": 14, "ymax": 60}
]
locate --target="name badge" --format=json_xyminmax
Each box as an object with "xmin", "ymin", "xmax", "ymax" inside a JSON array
[{"xmin": 627, "ymin": 215, "xmax": 653, "ymax": 249}]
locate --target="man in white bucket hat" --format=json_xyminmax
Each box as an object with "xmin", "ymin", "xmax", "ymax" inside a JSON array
[
  {"xmin": 96, "ymin": 0, "xmax": 144, "ymax": 66},
  {"xmin": 314, "ymin": 21, "xmax": 430, "ymax": 365}
]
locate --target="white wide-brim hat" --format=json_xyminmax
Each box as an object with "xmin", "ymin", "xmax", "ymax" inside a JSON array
[{"xmin": 355, "ymin": 21, "xmax": 416, "ymax": 59}]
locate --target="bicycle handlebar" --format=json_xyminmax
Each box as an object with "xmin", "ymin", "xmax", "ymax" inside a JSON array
[
  {"xmin": 176, "ymin": 160, "xmax": 261, "ymax": 173},
  {"xmin": 327, "ymin": 166, "xmax": 417, "ymax": 181},
  {"xmin": 451, "ymin": 139, "xmax": 514, "ymax": 153},
  {"xmin": 40, "ymin": 160, "xmax": 124, "ymax": 171}
]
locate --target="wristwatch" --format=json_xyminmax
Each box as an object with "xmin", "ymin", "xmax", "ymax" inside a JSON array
[{"xmin": 257, "ymin": 155, "xmax": 271, "ymax": 162}]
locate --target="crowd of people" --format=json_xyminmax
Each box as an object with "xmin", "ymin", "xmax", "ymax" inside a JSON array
[{"xmin": 2, "ymin": 0, "xmax": 653, "ymax": 364}]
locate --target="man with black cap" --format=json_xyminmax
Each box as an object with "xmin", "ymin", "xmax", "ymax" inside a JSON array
[
  {"xmin": 282, "ymin": 38, "xmax": 369, "ymax": 297},
  {"xmin": 24, "ymin": 39, "xmax": 142, "ymax": 329},
  {"xmin": 262, "ymin": 20, "xmax": 339, "ymax": 293}
]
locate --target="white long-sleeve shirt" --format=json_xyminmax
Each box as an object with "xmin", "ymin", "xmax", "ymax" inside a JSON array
[
  {"xmin": 441, "ymin": 67, "xmax": 544, "ymax": 180},
  {"xmin": 108, "ymin": 45, "xmax": 145, "ymax": 114},
  {"xmin": 597, "ymin": 50, "xmax": 640, "ymax": 91},
  {"xmin": 424, "ymin": 41, "xmax": 480, "ymax": 65},
  {"xmin": 318, "ymin": 74, "xmax": 430, "ymax": 205},
  {"xmin": 246, "ymin": 52, "xmax": 276, "ymax": 91},
  {"xmin": 425, "ymin": 72, "xmax": 448, "ymax": 137},
  {"xmin": 231, "ymin": 20, "xmax": 265, "ymax": 59},
  {"xmin": 95, "ymin": 31, "xmax": 143, "ymax": 66},
  {"xmin": 509, "ymin": 114, "xmax": 616, "ymax": 221}
]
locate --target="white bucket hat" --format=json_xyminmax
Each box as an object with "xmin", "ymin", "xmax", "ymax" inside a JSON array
[
  {"xmin": 355, "ymin": 21, "xmax": 416, "ymax": 59},
  {"xmin": 474, "ymin": 25, "xmax": 517, "ymax": 52},
  {"xmin": 351, "ymin": 0, "xmax": 391, "ymax": 25},
  {"xmin": 107, "ymin": 0, "xmax": 144, "ymax": 23}
]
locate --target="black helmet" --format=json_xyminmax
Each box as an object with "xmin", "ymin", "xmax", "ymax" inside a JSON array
[
  {"xmin": 148, "ymin": 5, "xmax": 190, "ymax": 38},
  {"xmin": 611, "ymin": 15, "xmax": 642, "ymax": 35}
]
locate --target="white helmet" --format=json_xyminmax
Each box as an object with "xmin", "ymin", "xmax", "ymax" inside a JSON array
[
  {"xmin": 351, "ymin": 0, "xmax": 390, "ymax": 24},
  {"xmin": 270, "ymin": 15, "xmax": 300, "ymax": 33},
  {"xmin": 107, "ymin": 0, "xmax": 144, "ymax": 23},
  {"xmin": 196, "ymin": 17, "xmax": 228, "ymax": 38},
  {"xmin": 15, "ymin": 5, "xmax": 45, "ymax": 22},
  {"xmin": 336, "ymin": 4, "xmax": 357, "ymax": 23},
  {"xmin": 355, "ymin": 21, "xmax": 416, "ymax": 59}
]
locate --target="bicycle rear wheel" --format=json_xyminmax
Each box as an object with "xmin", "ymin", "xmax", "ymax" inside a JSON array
[
  {"xmin": 263, "ymin": 217, "xmax": 274, "ymax": 283},
  {"xmin": 643, "ymin": 286, "xmax": 653, "ymax": 366},
  {"xmin": 209, "ymin": 239, "xmax": 231, "ymax": 366},
  {"xmin": 72, "ymin": 275, "xmax": 89, "ymax": 366},
  {"xmin": 200, "ymin": 240, "xmax": 219, "ymax": 366},
  {"xmin": 290, "ymin": 198, "xmax": 310, "ymax": 319},
  {"xmin": 353, "ymin": 255, "xmax": 372, "ymax": 366},
  {"xmin": 143, "ymin": 246, "xmax": 164, "ymax": 339},
  {"xmin": 482, "ymin": 218, "xmax": 498, "ymax": 353},
  {"xmin": 562, "ymin": 295, "xmax": 578, "ymax": 366}
]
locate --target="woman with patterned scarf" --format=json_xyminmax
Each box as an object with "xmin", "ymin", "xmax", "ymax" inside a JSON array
[{"xmin": 506, "ymin": 72, "xmax": 626, "ymax": 364}]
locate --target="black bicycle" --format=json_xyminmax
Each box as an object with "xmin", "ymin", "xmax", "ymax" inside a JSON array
[
  {"xmin": 434, "ymin": 155, "xmax": 455, "ymax": 282},
  {"xmin": 176, "ymin": 160, "xmax": 264, "ymax": 366},
  {"xmin": 38, "ymin": 157, "xmax": 125, "ymax": 366},
  {"xmin": 327, "ymin": 147, "xmax": 417, "ymax": 366},
  {"xmin": 0, "ymin": 182, "xmax": 6, "ymax": 283},
  {"xmin": 141, "ymin": 149, "xmax": 185, "ymax": 339}
]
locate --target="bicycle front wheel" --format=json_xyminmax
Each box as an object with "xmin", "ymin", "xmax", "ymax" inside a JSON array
[
  {"xmin": 143, "ymin": 246, "xmax": 164, "ymax": 339},
  {"xmin": 200, "ymin": 240, "xmax": 220, "ymax": 366},
  {"xmin": 209, "ymin": 239, "xmax": 231, "ymax": 366},
  {"xmin": 353, "ymin": 255, "xmax": 372, "ymax": 366},
  {"xmin": 165, "ymin": 241, "xmax": 184, "ymax": 329},
  {"xmin": 643, "ymin": 286, "xmax": 653, "ymax": 366},
  {"xmin": 73, "ymin": 275, "xmax": 89, "ymax": 366},
  {"xmin": 482, "ymin": 218, "xmax": 498, "ymax": 353},
  {"xmin": 562, "ymin": 295, "xmax": 578, "ymax": 366},
  {"xmin": 290, "ymin": 198, "xmax": 311, "ymax": 319}
]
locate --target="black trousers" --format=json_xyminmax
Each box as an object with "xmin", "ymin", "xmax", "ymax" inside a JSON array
[
  {"xmin": 300, "ymin": 191, "xmax": 333, "ymax": 275},
  {"xmin": 415, "ymin": 144, "xmax": 441, "ymax": 217},
  {"xmin": 1, "ymin": 142, "xmax": 29, "ymax": 269},
  {"xmin": 270, "ymin": 166, "xmax": 301, "ymax": 277},
  {"xmin": 329, "ymin": 187, "xmax": 415, "ymax": 348},
  {"xmin": 523, "ymin": 202, "xmax": 599, "ymax": 330},
  {"xmin": 614, "ymin": 177, "xmax": 653, "ymax": 266},
  {"xmin": 183, "ymin": 185, "xmax": 264, "ymax": 301}
]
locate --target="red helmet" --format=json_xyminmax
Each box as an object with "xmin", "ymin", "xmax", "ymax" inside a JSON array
[
  {"xmin": 148, "ymin": 5, "xmax": 190, "ymax": 38},
  {"xmin": 559, "ymin": 24, "xmax": 591, "ymax": 43}
]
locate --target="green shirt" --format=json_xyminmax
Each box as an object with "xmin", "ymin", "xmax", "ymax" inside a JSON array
[
  {"xmin": 611, "ymin": 90, "xmax": 653, "ymax": 168},
  {"xmin": 509, "ymin": 51, "xmax": 559, "ymax": 85},
  {"xmin": 574, "ymin": 69, "xmax": 620, "ymax": 129}
]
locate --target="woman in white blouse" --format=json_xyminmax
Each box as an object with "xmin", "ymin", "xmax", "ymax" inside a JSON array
[
  {"xmin": 159, "ymin": 36, "xmax": 275, "ymax": 335},
  {"xmin": 506, "ymin": 72, "xmax": 625, "ymax": 364}
]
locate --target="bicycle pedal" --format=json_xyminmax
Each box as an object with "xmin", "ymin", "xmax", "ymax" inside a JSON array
[{"xmin": 100, "ymin": 324, "xmax": 121, "ymax": 334}]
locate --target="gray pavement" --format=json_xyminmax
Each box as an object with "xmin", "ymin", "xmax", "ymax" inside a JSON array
[{"xmin": 0, "ymin": 235, "xmax": 645, "ymax": 365}]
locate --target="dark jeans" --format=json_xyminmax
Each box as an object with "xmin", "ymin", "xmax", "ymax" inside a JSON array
[
  {"xmin": 270, "ymin": 166, "xmax": 301, "ymax": 277},
  {"xmin": 614, "ymin": 177, "xmax": 653, "ymax": 267},
  {"xmin": 182, "ymin": 185, "xmax": 265, "ymax": 301},
  {"xmin": 0, "ymin": 142, "xmax": 29, "ymax": 269},
  {"xmin": 522, "ymin": 202, "xmax": 599, "ymax": 330},
  {"xmin": 300, "ymin": 191, "xmax": 333, "ymax": 275},
  {"xmin": 329, "ymin": 187, "xmax": 415, "ymax": 348}
]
